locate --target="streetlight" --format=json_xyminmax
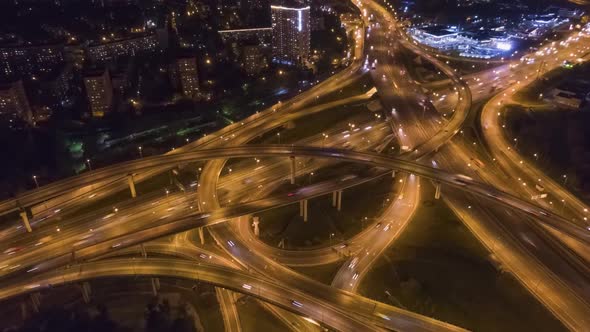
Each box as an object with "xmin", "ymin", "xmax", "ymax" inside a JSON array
[
  {"xmin": 138, "ymin": 146, "xmax": 143, "ymax": 158},
  {"xmin": 322, "ymin": 133, "xmax": 329, "ymax": 147},
  {"xmin": 277, "ymin": 132, "xmax": 281, "ymax": 144},
  {"xmin": 563, "ymin": 174, "xmax": 568, "ymax": 185},
  {"xmin": 329, "ymin": 233, "xmax": 335, "ymax": 246},
  {"xmin": 86, "ymin": 159, "xmax": 92, "ymax": 171},
  {"xmin": 32, "ymin": 175, "xmax": 39, "ymax": 189}
]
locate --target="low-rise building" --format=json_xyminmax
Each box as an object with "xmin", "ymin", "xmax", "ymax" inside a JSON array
[
  {"xmin": 86, "ymin": 33, "xmax": 159, "ymax": 63},
  {"xmin": 241, "ymin": 44, "xmax": 268, "ymax": 75},
  {"xmin": 0, "ymin": 80, "xmax": 33, "ymax": 124}
]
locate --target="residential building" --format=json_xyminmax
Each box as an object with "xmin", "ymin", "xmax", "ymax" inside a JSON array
[
  {"xmin": 0, "ymin": 80, "xmax": 33, "ymax": 124},
  {"xmin": 86, "ymin": 33, "xmax": 159, "ymax": 63},
  {"xmin": 242, "ymin": 44, "xmax": 267, "ymax": 75},
  {"xmin": 271, "ymin": 2, "xmax": 310, "ymax": 65},
  {"xmin": 84, "ymin": 69, "xmax": 113, "ymax": 118},
  {"xmin": 175, "ymin": 57, "xmax": 200, "ymax": 98}
]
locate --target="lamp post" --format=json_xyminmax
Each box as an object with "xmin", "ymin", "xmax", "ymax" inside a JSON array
[
  {"xmin": 32, "ymin": 175, "xmax": 39, "ymax": 189},
  {"xmin": 86, "ymin": 159, "xmax": 92, "ymax": 171},
  {"xmin": 138, "ymin": 146, "xmax": 143, "ymax": 158}
]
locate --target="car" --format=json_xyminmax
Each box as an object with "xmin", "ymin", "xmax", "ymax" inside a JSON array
[
  {"xmin": 348, "ymin": 257, "xmax": 359, "ymax": 269},
  {"xmin": 3, "ymin": 247, "xmax": 22, "ymax": 255},
  {"xmin": 287, "ymin": 192, "xmax": 296, "ymax": 197},
  {"xmin": 374, "ymin": 222, "xmax": 382, "ymax": 229},
  {"xmin": 291, "ymin": 300, "xmax": 303, "ymax": 308}
]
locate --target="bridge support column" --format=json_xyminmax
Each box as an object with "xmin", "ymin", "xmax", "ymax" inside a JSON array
[
  {"xmin": 81, "ymin": 282, "xmax": 91, "ymax": 304},
  {"xmin": 151, "ymin": 278, "xmax": 160, "ymax": 296},
  {"xmin": 20, "ymin": 302, "xmax": 28, "ymax": 320},
  {"xmin": 289, "ymin": 156, "xmax": 296, "ymax": 185},
  {"xmin": 252, "ymin": 217, "xmax": 260, "ymax": 237},
  {"xmin": 20, "ymin": 211, "xmax": 32, "ymax": 233},
  {"xmin": 337, "ymin": 190, "xmax": 343, "ymax": 211},
  {"xmin": 127, "ymin": 174, "xmax": 137, "ymax": 198},
  {"xmin": 300, "ymin": 199, "xmax": 308, "ymax": 222},
  {"xmin": 140, "ymin": 244, "xmax": 147, "ymax": 258},
  {"xmin": 435, "ymin": 183, "xmax": 441, "ymax": 200},
  {"xmin": 392, "ymin": 170, "xmax": 396, "ymax": 178},
  {"xmin": 29, "ymin": 293, "xmax": 40, "ymax": 313},
  {"xmin": 198, "ymin": 227, "xmax": 205, "ymax": 245}
]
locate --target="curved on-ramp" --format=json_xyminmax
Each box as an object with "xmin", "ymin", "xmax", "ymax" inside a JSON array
[{"xmin": 0, "ymin": 259, "xmax": 468, "ymax": 332}]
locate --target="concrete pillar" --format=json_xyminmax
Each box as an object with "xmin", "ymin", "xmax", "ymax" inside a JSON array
[
  {"xmin": 289, "ymin": 156, "xmax": 296, "ymax": 185},
  {"xmin": 151, "ymin": 278, "xmax": 160, "ymax": 296},
  {"xmin": 140, "ymin": 244, "xmax": 147, "ymax": 258},
  {"xmin": 252, "ymin": 217, "xmax": 260, "ymax": 237},
  {"xmin": 20, "ymin": 211, "xmax": 32, "ymax": 233},
  {"xmin": 127, "ymin": 174, "xmax": 137, "ymax": 198},
  {"xmin": 81, "ymin": 282, "xmax": 91, "ymax": 304},
  {"xmin": 303, "ymin": 199, "xmax": 308, "ymax": 222},
  {"xmin": 30, "ymin": 293, "xmax": 40, "ymax": 313},
  {"xmin": 332, "ymin": 191, "xmax": 337, "ymax": 207},
  {"xmin": 20, "ymin": 302, "xmax": 28, "ymax": 320},
  {"xmin": 154, "ymin": 277, "xmax": 160, "ymax": 289},
  {"xmin": 435, "ymin": 183, "xmax": 441, "ymax": 200},
  {"xmin": 299, "ymin": 200, "xmax": 304, "ymax": 217},
  {"xmin": 337, "ymin": 190, "xmax": 343, "ymax": 211},
  {"xmin": 198, "ymin": 227, "xmax": 205, "ymax": 245}
]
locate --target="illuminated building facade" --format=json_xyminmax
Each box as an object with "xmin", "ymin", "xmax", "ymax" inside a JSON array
[
  {"xmin": 84, "ymin": 69, "xmax": 113, "ymax": 118},
  {"xmin": 86, "ymin": 33, "xmax": 159, "ymax": 63},
  {"xmin": 176, "ymin": 57, "xmax": 200, "ymax": 98},
  {"xmin": 0, "ymin": 80, "xmax": 33, "ymax": 124},
  {"xmin": 271, "ymin": 3, "xmax": 310, "ymax": 65},
  {"xmin": 0, "ymin": 43, "xmax": 64, "ymax": 77}
]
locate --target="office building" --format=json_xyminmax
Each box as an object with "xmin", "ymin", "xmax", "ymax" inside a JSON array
[
  {"xmin": 271, "ymin": 3, "xmax": 310, "ymax": 65},
  {"xmin": 84, "ymin": 69, "xmax": 113, "ymax": 118}
]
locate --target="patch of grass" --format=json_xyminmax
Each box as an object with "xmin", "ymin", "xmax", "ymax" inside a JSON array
[
  {"xmin": 250, "ymin": 103, "xmax": 374, "ymax": 145},
  {"xmin": 237, "ymin": 296, "xmax": 289, "ymax": 332},
  {"xmin": 314, "ymin": 73, "xmax": 374, "ymax": 105},
  {"xmin": 513, "ymin": 67, "xmax": 568, "ymax": 104},
  {"xmin": 257, "ymin": 173, "xmax": 395, "ymax": 249},
  {"xmin": 358, "ymin": 182, "xmax": 567, "ymax": 332},
  {"xmin": 504, "ymin": 105, "xmax": 590, "ymax": 203},
  {"xmin": 291, "ymin": 262, "xmax": 344, "ymax": 285}
]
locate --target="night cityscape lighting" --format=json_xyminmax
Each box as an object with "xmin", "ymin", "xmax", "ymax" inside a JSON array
[{"xmin": 0, "ymin": 0, "xmax": 590, "ymax": 331}]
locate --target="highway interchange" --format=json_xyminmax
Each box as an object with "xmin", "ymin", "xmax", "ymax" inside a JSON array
[{"xmin": 2, "ymin": 0, "xmax": 590, "ymax": 331}]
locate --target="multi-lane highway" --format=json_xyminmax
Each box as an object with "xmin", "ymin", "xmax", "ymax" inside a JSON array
[{"xmin": 4, "ymin": 0, "xmax": 590, "ymax": 330}]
